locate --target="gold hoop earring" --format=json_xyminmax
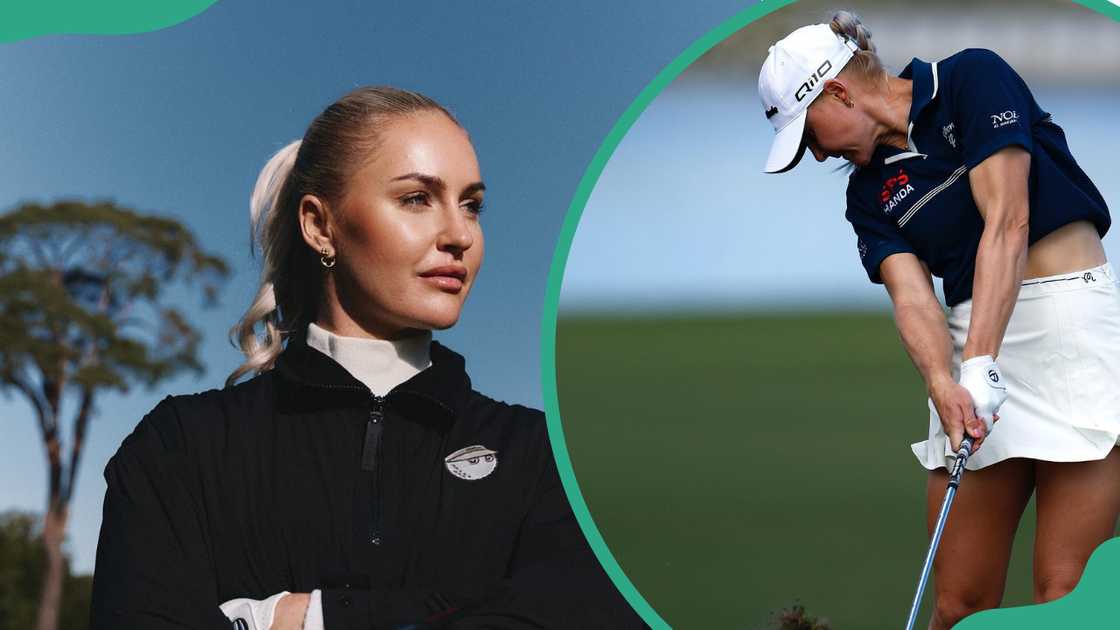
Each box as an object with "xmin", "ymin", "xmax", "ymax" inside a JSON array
[{"xmin": 320, "ymin": 247, "xmax": 336, "ymax": 269}]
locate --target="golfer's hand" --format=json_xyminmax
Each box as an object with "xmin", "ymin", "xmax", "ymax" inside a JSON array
[
  {"xmin": 959, "ymin": 355, "xmax": 1007, "ymax": 434},
  {"xmin": 270, "ymin": 593, "xmax": 310, "ymax": 630},
  {"xmin": 929, "ymin": 377, "xmax": 991, "ymax": 453}
]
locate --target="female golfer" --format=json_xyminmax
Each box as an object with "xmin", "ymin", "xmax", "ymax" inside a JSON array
[
  {"xmin": 760, "ymin": 11, "xmax": 1119, "ymax": 629},
  {"xmin": 90, "ymin": 87, "xmax": 640, "ymax": 630}
]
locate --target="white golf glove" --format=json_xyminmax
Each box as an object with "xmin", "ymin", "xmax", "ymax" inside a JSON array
[
  {"xmin": 220, "ymin": 590, "xmax": 324, "ymax": 630},
  {"xmin": 220, "ymin": 591, "xmax": 288, "ymax": 630},
  {"xmin": 958, "ymin": 355, "xmax": 1007, "ymax": 433}
]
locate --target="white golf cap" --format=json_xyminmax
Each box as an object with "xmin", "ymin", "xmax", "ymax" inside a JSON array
[{"xmin": 759, "ymin": 24, "xmax": 861, "ymax": 173}]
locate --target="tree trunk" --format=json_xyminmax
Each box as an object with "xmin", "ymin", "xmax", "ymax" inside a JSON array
[{"xmin": 34, "ymin": 504, "xmax": 68, "ymax": 630}]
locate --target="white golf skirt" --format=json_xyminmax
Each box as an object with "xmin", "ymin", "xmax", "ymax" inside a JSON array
[{"xmin": 912, "ymin": 263, "xmax": 1120, "ymax": 471}]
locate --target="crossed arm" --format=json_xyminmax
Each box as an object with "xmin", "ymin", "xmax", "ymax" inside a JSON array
[{"xmin": 91, "ymin": 402, "xmax": 638, "ymax": 630}]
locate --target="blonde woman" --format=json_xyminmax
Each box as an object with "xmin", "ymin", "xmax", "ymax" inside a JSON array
[
  {"xmin": 760, "ymin": 11, "xmax": 1118, "ymax": 630},
  {"xmin": 90, "ymin": 87, "xmax": 641, "ymax": 630}
]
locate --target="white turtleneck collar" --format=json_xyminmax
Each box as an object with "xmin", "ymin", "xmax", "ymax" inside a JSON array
[{"xmin": 305, "ymin": 322, "xmax": 432, "ymax": 396}]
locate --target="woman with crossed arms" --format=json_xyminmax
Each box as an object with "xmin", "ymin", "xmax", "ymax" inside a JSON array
[{"xmin": 90, "ymin": 86, "xmax": 641, "ymax": 630}]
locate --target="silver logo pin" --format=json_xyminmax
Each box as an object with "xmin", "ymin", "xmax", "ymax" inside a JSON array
[{"xmin": 444, "ymin": 445, "xmax": 498, "ymax": 480}]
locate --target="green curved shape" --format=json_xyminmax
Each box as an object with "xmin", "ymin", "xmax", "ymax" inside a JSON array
[
  {"xmin": 957, "ymin": 537, "xmax": 1120, "ymax": 629},
  {"xmin": 0, "ymin": 0, "xmax": 219, "ymax": 43},
  {"xmin": 538, "ymin": 0, "xmax": 1120, "ymax": 627},
  {"xmin": 539, "ymin": 1, "xmax": 797, "ymax": 627}
]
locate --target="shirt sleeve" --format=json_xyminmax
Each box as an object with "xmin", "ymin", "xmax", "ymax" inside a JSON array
[
  {"xmin": 89, "ymin": 398, "xmax": 233, "ymax": 630},
  {"xmin": 948, "ymin": 49, "xmax": 1036, "ymax": 169},
  {"xmin": 845, "ymin": 183, "xmax": 915, "ymax": 284}
]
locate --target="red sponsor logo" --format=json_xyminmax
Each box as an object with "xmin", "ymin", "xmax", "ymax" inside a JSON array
[{"xmin": 880, "ymin": 168, "xmax": 911, "ymax": 204}]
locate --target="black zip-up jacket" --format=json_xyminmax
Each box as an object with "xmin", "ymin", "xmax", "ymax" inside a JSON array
[{"xmin": 90, "ymin": 335, "xmax": 643, "ymax": 629}]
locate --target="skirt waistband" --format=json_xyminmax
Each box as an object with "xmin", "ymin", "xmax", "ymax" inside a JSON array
[
  {"xmin": 950, "ymin": 263, "xmax": 1115, "ymax": 313},
  {"xmin": 1017, "ymin": 262, "xmax": 1114, "ymax": 298}
]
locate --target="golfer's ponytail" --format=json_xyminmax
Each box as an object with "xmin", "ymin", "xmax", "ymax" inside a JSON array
[
  {"xmin": 227, "ymin": 140, "xmax": 300, "ymax": 386},
  {"xmin": 226, "ymin": 87, "xmax": 460, "ymax": 386},
  {"xmin": 830, "ymin": 10, "xmax": 886, "ymax": 84}
]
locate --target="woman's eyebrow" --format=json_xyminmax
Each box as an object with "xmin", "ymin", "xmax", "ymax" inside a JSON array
[
  {"xmin": 391, "ymin": 172, "xmax": 486, "ymax": 196},
  {"xmin": 462, "ymin": 182, "xmax": 486, "ymax": 197}
]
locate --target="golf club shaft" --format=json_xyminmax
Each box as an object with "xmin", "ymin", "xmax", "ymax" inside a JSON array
[{"xmin": 904, "ymin": 436, "xmax": 975, "ymax": 630}]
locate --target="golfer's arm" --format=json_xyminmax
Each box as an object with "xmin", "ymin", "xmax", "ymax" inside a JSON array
[
  {"xmin": 962, "ymin": 146, "xmax": 1032, "ymax": 360},
  {"xmin": 882, "ymin": 253, "xmax": 955, "ymax": 394}
]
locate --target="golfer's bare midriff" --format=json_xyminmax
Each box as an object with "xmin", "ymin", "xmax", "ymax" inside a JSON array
[{"xmin": 1024, "ymin": 220, "xmax": 1106, "ymax": 279}]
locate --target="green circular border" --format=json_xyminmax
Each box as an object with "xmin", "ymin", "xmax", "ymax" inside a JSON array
[
  {"xmin": 0, "ymin": 0, "xmax": 219, "ymax": 43},
  {"xmin": 539, "ymin": 1, "xmax": 1120, "ymax": 627}
]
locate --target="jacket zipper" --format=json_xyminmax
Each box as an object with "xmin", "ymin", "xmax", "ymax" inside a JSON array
[{"xmin": 362, "ymin": 393, "xmax": 385, "ymax": 545}]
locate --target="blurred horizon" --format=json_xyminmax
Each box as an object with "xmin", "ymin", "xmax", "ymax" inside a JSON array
[
  {"xmin": 561, "ymin": 0, "xmax": 1120, "ymax": 314},
  {"xmin": 689, "ymin": 0, "xmax": 1120, "ymax": 82}
]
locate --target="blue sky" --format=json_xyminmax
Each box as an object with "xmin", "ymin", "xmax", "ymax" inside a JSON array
[
  {"xmin": 560, "ymin": 81, "xmax": 1120, "ymax": 311},
  {"xmin": 0, "ymin": 0, "xmax": 754, "ymax": 572}
]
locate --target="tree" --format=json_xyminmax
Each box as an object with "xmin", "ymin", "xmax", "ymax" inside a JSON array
[
  {"xmin": 0, "ymin": 511, "xmax": 93, "ymax": 630},
  {"xmin": 0, "ymin": 200, "xmax": 229, "ymax": 630}
]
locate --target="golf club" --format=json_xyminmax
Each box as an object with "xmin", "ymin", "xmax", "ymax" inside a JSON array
[{"xmin": 904, "ymin": 435, "xmax": 976, "ymax": 630}]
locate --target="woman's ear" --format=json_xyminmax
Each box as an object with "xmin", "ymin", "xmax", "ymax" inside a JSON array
[
  {"xmin": 822, "ymin": 79, "xmax": 852, "ymax": 107},
  {"xmin": 298, "ymin": 194, "xmax": 335, "ymax": 255}
]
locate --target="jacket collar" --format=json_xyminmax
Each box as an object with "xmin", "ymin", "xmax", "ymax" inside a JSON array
[{"xmin": 273, "ymin": 331, "xmax": 472, "ymax": 424}]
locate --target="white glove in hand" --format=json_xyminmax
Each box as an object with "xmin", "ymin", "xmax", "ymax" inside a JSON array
[
  {"xmin": 220, "ymin": 591, "xmax": 288, "ymax": 630},
  {"xmin": 958, "ymin": 355, "xmax": 1007, "ymax": 433},
  {"xmin": 220, "ymin": 591, "xmax": 324, "ymax": 630}
]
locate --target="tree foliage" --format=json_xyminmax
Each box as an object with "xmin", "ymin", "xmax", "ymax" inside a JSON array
[
  {"xmin": 0, "ymin": 511, "xmax": 92, "ymax": 630},
  {"xmin": 0, "ymin": 199, "xmax": 228, "ymax": 506},
  {"xmin": 0, "ymin": 200, "xmax": 228, "ymax": 395},
  {"xmin": 0, "ymin": 200, "xmax": 228, "ymax": 630}
]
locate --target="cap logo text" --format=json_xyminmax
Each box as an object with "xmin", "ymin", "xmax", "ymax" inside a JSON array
[{"xmin": 795, "ymin": 60, "xmax": 832, "ymax": 102}]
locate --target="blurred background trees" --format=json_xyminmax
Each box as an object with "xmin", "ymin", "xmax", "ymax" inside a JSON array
[
  {"xmin": 0, "ymin": 511, "xmax": 92, "ymax": 630},
  {"xmin": 0, "ymin": 201, "xmax": 227, "ymax": 630}
]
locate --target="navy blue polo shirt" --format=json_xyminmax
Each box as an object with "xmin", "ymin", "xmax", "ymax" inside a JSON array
[{"xmin": 845, "ymin": 48, "xmax": 1110, "ymax": 307}]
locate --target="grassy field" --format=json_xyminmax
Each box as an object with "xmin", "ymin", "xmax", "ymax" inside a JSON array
[{"xmin": 556, "ymin": 312, "xmax": 1044, "ymax": 630}]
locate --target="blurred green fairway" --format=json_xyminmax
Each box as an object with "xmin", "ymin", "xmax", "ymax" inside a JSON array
[{"xmin": 556, "ymin": 311, "xmax": 1047, "ymax": 630}]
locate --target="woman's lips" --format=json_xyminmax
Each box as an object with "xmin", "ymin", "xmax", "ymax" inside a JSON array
[
  {"xmin": 423, "ymin": 276, "xmax": 464, "ymax": 291},
  {"xmin": 420, "ymin": 266, "xmax": 467, "ymax": 292}
]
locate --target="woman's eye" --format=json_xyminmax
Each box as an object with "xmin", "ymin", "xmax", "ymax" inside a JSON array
[
  {"xmin": 463, "ymin": 199, "xmax": 485, "ymax": 215},
  {"xmin": 401, "ymin": 192, "xmax": 429, "ymax": 207}
]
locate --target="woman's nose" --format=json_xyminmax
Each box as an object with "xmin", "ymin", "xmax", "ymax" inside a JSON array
[
  {"xmin": 810, "ymin": 142, "xmax": 827, "ymax": 162},
  {"xmin": 438, "ymin": 207, "xmax": 474, "ymax": 254}
]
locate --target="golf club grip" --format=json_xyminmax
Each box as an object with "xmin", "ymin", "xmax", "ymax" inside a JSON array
[{"xmin": 958, "ymin": 436, "xmax": 974, "ymax": 459}]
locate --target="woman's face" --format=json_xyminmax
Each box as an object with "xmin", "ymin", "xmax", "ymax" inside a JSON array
[
  {"xmin": 803, "ymin": 79, "xmax": 878, "ymax": 167},
  {"xmin": 324, "ymin": 110, "xmax": 485, "ymax": 338}
]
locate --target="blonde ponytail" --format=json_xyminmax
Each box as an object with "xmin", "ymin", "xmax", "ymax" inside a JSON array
[
  {"xmin": 830, "ymin": 10, "xmax": 887, "ymax": 84},
  {"xmin": 227, "ymin": 140, "xmax": 301, "ymax": 386}
]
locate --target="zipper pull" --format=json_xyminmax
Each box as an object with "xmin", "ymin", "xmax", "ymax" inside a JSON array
[{"xmin": 361, "ymin": 396, "xmax": 383, "ymax": 472}]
